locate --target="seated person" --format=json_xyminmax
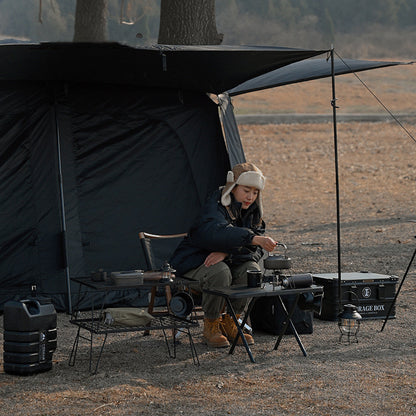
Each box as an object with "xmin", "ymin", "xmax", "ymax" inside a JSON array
[{"xmin": 170, "ymin": 162, "xmax": 277, "ymax": 347}]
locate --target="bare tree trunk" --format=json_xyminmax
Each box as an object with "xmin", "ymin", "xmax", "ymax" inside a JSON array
[
  {"xmin": 73, "ymin": 0, "xmax": 108, "ymax": 42},
  {"xmin": 158, "ymin": 0, "xmax": 223, "ymax": 45}
]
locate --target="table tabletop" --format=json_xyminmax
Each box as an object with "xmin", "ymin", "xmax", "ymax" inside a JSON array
[
  {"xmin": 70, "ymin": 274, "xmax": 186, "ymax": 291},
  {"xmin": 204, "ymin": 283, "xmax": 323, "ymax": 299}
]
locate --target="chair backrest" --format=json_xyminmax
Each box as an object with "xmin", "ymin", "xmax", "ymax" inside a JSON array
[{"xmin": 138, "ymin": 232, "xmax": 187, "ymax": 271}]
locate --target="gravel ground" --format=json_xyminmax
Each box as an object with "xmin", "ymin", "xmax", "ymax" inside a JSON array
[{"xmin": 1, "ymin": 119, "xmax": 416, "ymax": 416}]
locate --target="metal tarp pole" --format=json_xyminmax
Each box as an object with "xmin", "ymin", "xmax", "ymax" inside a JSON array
[
  {"xmin": 54, "ymin": 94, "xmax": 72, "ymax": 314},
  {"xmin": 381, "ymin": 240, "xmax": 416, "ymax": 332},
  {"xmin": 330, "ymin": 48, "xmax": 343, "ymax": 312}
]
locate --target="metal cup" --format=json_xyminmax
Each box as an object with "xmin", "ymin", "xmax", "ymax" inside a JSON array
[{"xmin": 247, "ymin": 269, "xmax": 262, "ymax": 288}]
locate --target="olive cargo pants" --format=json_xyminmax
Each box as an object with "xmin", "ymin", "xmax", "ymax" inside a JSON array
[{"xmin": 184, "ymin": 260, "xmax": 260, "ymax": 320}]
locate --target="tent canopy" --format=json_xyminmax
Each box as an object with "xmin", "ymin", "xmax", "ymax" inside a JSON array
[{"xmin": 0, "ymin": 42, "xmax": 329, "ymax": 94}]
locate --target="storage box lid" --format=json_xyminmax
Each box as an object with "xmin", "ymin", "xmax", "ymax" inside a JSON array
[{"xmin": 312, "ymin": 272, "xmax": 398, "ymax": 283}]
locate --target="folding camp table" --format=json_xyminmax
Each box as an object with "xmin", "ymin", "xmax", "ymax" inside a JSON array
[
  {"xmin": 204, "ymin": 283, "xmax": 323, "ymax": 363},
  {"xmin": 68, "ymin": 276, "xmax": 199, "ymax": 374}
]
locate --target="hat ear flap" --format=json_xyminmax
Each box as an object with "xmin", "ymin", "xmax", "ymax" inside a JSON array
[
  {"xmin": 226, "ymin": 171, "xmax": 234, "ymax": 183},
  {"xmin": 221, "ymin": 193, "xmax": 232, "ymax": 206}
]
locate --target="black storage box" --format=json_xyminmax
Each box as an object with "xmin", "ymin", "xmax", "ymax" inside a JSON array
[
  {"xmin": 312, "ymin": 272, "xmax": 398, "ymax": 321},
  {"xmin": 250, "ymin": 294, "xmax": 314, "ymax": 335}
]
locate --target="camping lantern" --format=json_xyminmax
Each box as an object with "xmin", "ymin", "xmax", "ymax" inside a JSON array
[
  {"xmin": 337, "ymin": 304, "xmax": 362, "ymax": 343},
  {"xmin": 160, "ymin": 262, "xmax": 175, "ymax": 283}
]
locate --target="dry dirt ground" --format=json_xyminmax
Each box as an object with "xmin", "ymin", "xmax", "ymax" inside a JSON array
[{"xmin": 1, "ymin": 63, "xmax": 415, "ymax": 416}]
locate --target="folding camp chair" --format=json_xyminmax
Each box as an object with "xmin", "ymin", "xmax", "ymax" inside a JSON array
[{"xmin": 138, "ymin": 232, "xmax": 204, "ymax": 330}]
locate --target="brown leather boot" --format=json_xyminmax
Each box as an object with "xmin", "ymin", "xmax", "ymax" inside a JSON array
[
  {"xmin": 220, "ymin": 314, "xmax": 254, "ymax": 346},
  {"xmin": 203, "ymin": 318, "xmax": 230, "ymax": 348}
]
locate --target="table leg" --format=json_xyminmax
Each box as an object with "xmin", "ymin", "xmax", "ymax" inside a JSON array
[
  {"xmin": 68, "ymin": 326, "xmax": 81, "ymax": 367},
  {"xmin": 273, "ymin": 294, "xmax": 307, "ymax": 357},
  {"xmin": 91, "ymin": 333, "xmax": 108, "ymax": 374},
  {"xmin": 226, "ymin": 297, "xmax": 256, "ymax": 363}
]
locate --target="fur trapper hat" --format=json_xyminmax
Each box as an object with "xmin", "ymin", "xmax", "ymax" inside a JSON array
[{"xmin": 221, "ymin": 162, "xmax": 265, "ymax": 215}]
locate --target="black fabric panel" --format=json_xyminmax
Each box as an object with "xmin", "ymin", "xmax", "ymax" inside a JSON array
[
  {"xmin": 164, "ymin": 94, "xmax": 230, "ymax": 208},
  {"xmin": 0, "ymin": 82, "xmax": 65, "ymax": 307},
  {"xmin": 218, "ymin": 93, "xmax": 246, "ymax": 167},
  {"xmin": 0, "ymin": 82, "xmax": 231, "ymax": 311},
  {"xmin": 68, "ymin": 85, "xmax": 229, "ymax": 278}
]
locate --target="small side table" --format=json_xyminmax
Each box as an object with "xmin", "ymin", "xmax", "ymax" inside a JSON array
[
  {"xmin": 204, "ymin": 283, "xmax": 323, "ymax": 363},
  {"xmin": 69, "ymin": 276, "xmax": 199, "ymax": 374}
]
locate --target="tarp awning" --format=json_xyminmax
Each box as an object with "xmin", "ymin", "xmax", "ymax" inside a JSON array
[{"xmin": 227, "ymin": 57, "xmax": 409, "ymax": 96}]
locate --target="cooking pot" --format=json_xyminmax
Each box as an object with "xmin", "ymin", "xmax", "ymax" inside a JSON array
[{"xmin": 263, "ymin": 243, "xmax": 292, "ymax": 270}]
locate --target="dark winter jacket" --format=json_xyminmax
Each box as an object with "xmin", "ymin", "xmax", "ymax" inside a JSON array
[{"xmin": 170, "ymin": 189, "xmax": 265, "ymax": 275}]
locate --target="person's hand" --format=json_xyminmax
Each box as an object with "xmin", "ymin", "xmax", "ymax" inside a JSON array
[
  {"xmin": 252, "ymin": 235, "xmax": 278, "ymax": 252},
  {"xmin": 204, "ymin": 252, "xmax": 228, "ymax": 267}
]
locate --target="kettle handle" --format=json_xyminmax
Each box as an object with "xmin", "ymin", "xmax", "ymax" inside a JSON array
[{"xmin": 267, "ymin": 242, "xmax": 287, "ymax": 257}]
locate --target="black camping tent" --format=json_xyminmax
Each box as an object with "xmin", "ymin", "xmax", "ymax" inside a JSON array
[{"xmin": 0, "ymin": 42, "xmax": 329, "ymax": 311}]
